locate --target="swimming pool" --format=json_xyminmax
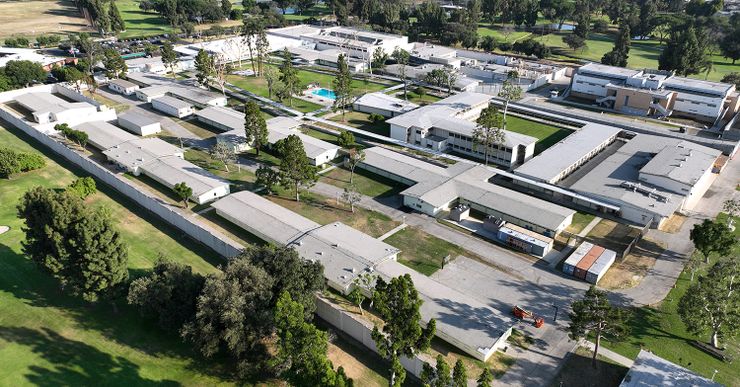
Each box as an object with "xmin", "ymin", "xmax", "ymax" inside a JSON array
[{"xmin": 311, "ymin": 88, "xmax": 336, "ymax": 100}]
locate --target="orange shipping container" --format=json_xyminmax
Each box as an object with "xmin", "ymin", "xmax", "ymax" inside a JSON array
[{"xmin": 574, "ymin": 245, "xmax": 605, "ymax": 280}]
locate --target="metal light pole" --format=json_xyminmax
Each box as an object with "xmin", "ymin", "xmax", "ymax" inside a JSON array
[{"xmin": 552, "ymin": 304, "xmax": 559, "ymax": 322}]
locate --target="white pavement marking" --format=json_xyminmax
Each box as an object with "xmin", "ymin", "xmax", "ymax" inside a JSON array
[
  {"xmin": 377, "ymin": 223, "xmax": 408, "ymax": 241},
  {"xmin": 580, "ymin": 340, "xmax": 634, "ymax": 368}
]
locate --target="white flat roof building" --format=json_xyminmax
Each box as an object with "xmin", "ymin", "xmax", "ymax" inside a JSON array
[
  {"xmin": 387, "ymin": 92, "xmax": 537, "ymax": 167},
  {"xmin": 117, "ymin": 111, "xmax": 161, "ymax": 136},
  {"xmin": 152, "ymin": 95, "xmax": 193, "ymax": 118},
  {"xmin": 515, "ymin": 123, "xmax": 622, "ymax": 184},
  {"xmin": 108, "ymin": 79, "xmax": 139, "ymax": 96},
  {"xmin": 0, "ymin": 47, "xmax": 73, "ymax": 70},
  {"xmin": 194, "ymin": 105, "xmax": 244, "ymax": 132},
  {"xmin": 139, "ymin": 155, "xmax": 230, "ymax": 204},
  {"xmin": 103, "ymin": 138, "xmax": 183, "ymax": 174},
  {"xmin": 619, "ymin": 350, "xmax": 721, "ymax": 387},
  {"xmin": 569, "ymin": 134, "xmax": 720, "ymax": 227},
  {"xmin": 15, "ymin": 92, "xmax": 98, "ymax": 125},
  {"xmin": 74, "ymin": 120, "xmax": 138, "ymax": 150},
  {"xmin": 385, "ymin": 63, "xmax": 480, "ymax": 91},
  {"xmin": 352, "ymin": 92, "xmax": 419, "ymax": 118},
  {"xmin": 359, "ymin": 146, "xmax": 574, "ymax": 236}
]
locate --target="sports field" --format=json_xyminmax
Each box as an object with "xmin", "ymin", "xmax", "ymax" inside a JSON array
[{"xmin": 0, "ymin": 0, "xmax": 91, "ymax": 40}]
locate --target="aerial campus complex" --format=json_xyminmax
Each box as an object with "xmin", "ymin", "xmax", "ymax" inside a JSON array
[{"xmin": 0, "ymin": 7, "xmax": 738, "ymax": 387}]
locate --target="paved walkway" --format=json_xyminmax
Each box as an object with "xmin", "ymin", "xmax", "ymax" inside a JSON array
[
  {"xmin": 377, "ymin": 223, "xmax": 408, "ymax": 241},
  {"xmin": 578, "ymin": 216, "xmax": 602, "ymax": 237},
  {"xmin": 580, "ymin": 340, "xmax": 634, "ymax": 367}
]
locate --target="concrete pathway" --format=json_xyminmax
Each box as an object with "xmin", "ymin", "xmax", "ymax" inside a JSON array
[
  {"xmin": 578, "ymin": 216, "xmax": 602, "ymax": 237},
  {"xmin": 377, "ymin": 223, "xmax": 408, "ymax": 241},
  {"xmin": 580, "ymin": 340, "xmax": 634, "ymax": 368}
]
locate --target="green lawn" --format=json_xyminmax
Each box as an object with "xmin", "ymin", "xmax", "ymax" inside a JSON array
[
  {"xmin": 184, "ymin": 149, "xmax": 256, "ymax": 191},
  {"xmin": 504, "ymin": 115, "xmax": 574, "ymax": 154},
  {"xmin": 384, "ymin": 227, "xmax": 470, "ymax": 276},
  {"xmin": 0, "ymin": 124, "xmax": 233, "ymax": 385},
  {"xmin": 477, "ymin": 24, "xmax": 532, "ymax": 43},
  {"xmin": 300, "ymin": 127, "xmax": 342, "ymax": 146},
  {"xmin": 597, "ymin": 214, "xmax": 739, "ymax": 386},
  {"xmin": 329, "ymin": 110, "xmax": 390, "ymax": 136},
  {"xmin": 117, "ymin": 0, "xmax": 174, "ymax": 39},
  {"xmin": 321, "ymin": 166, "xmax": 405, "ymax": 198},
  {"xmin": 227, "ymin": 74, "xmax": 324, "ymax": 113},
  {"xmin": 404, "ymin": 88, "xmax": 443, "ymax": 106},
  {"xmin": 567, "ymin": 212, "xmax": 597, "ymax": 235}
]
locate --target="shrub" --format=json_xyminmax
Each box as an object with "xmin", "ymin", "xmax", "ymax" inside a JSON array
[
  {"xmin": 512, "ymin": 39, "xmax": 550, "ymax": 58},
  {"xmin": 67, "ymin": 177, "xmax": 97, "ymax": 198},
  {"xmin": 0, "ymin": 147, "xmax": 45, "ymax": 178},
  {"xmin": 479, "ymin": 36, "xmax": 498, "ymax": 52},
  {"xmin": 593, "ymin": 19, "xmax": 609, "ymax": 33},
  {"xmin": 498, "ymin": 42, "xmax": 512, "ymax": 51},
  {"xmin": 36, "ymin": 35, "xmax": 61, "ymax": 47},
  {"xmin": 4, "ymin": 36, "xmax": 29, "ymax": 48},
  {"xmin": 368, "ymin": 113, "xmax": 385, "ymax": 123}
]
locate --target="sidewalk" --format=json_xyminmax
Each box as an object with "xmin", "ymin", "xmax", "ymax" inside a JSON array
[{"xmin": 579, "ymin": 340, "xmax": 634, "ymax": 368}]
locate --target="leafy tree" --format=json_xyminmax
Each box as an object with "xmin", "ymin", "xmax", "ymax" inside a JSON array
[
  {"xmin": 161, "ymin": 41, "xmax": 178, "ymax": 79},
  {"xmin": 274, "ymin": 292, "xmax": 353, "ymax": 386},
  {"xmin": 3, "ymin": 60, "xmax": 46, "ymax": 88},
  {"xmin": 263, "ymin": 65, "xmax": 280, "ymax": 99},
  {"xmin": 601, "ymin": 23, "xmax": 631, "ymax": 67},
  {"xmin": 182, "ymin": 257, "xmax": 274, "ymax": 376},
  {"xmin": 542, "ymin": 0, "xmax": 574, "ymax": 30},
  {"xmin": 452, "ymin": 359, "xmax": 467, "ymax": 387},
  {"xmin": 18, "ymin": 187, "xmax": 128, "ymax": 303},
  {"xmin": 103, "ymin": 49, "xmax": 127, "ymax": 79},
  {"xmin": 4, "ymin": 36, "xmax": 29, "ymax": 48},
  {"xmin": 372, "ymin": 47, "xmax": 388, "ymax": 72},
  {"xmin": 563, "ymin": 34, "xmax": 586, "ymax": 51},
  {"xmin": 195, "ymin": 49, "xmax": 214, "ymax": 86},
  {"xmin": 473, "ymin": 106, "xmax": 504, "ymax": 165},
  {"xmin": 690, "ymin": 219, "xmax": 737, "ymax": 264},
  {"xmin": 346, "ymin": 148, "xmax": 365, "ymax": 184},
  {"xmin": 723, "ymin": 199, "xmax": 739, "ymax": 229},
  {"xmin": 243, "ymin": 100, "xmax": 269, "ymax": 156},
  {"xmin": 242, "ymin": 17, "xmax": 262, "ymax": 76},
  {"xmin": 332, "ymin": 54, "xmax": 353, "ymax": 120},
  {"xmin": 568, "ymin": 286, "xmax": 630, "ymax": 367},
  {"xmin": 338, "ymin": 130, "xmax": 355, "ymax": 148},
  {"xmin": 108, "ymin": 1, "xmax": 126, "ymax": 33},
  {"xmin": 0, "ymin": 147, "xmax": 45, "ymax": 178},
  {"xmin": 275, "ymin": 134, "xmax": 318, "ymax": 201},
  {"xmin": 209, "ymin": 142, "xmax": 236, "ymax": 172},
  {"xmin": 476, "ymin": 368, "xmax": 493, "ymax": 387},
  {"xmin": 173, "ymin": 182, "xmax": 192, "ymax": 208},
  {"xmin": 342, "ymin": 185, "xmax": 362, "ymax": 213},
  {"xmin": 392, "ymin": 48, "xmax": 410, "ymax": 99},
  {"xmin": 240, "ymin": 244, "xmax": 325, "ymax": 318},
  {"xmin": 372, "ymin": 274, "xmax": 436, "ymax": 386},
  {"xmin": 720, "ymin": 14, "xmax": 740, "ymax": 64},
  {"xmin": 66, "ymin": 176, "xmax": 97, "ymax": 198},
  {"xmin": 678, "ymin": 259, "xmax": 739, "ymax": 349},
  {"xmin": 279, "ymin": 48, "xmax": 301, "ymax": 106},
  {"xmin": 256, "ymin": 164, "xmax": 280, "ymax": 194},
  {"xmin": 659, "ymin": 24, "xmax": 709, "ymax": 76},
  {"xmin": 479, "ymin": 36, "xmax": 497, "ymax": 52},
  {"xmin": 255, "ymin": 30, "xmax": 270, "ymax": 76},
  {"xmin": 128, "ymin": 257, "xmax": 205, "ymax": 331},
  {"xmin": 498, "ymin": 78, "xmax": 521, "ymax": 128},
  {"xmin": 572, "ymin": 0, "xmax": 591, "ymax": 39},
  {"xmin": 221, "ymin": 0, "xmax": 232, "ymax": 17},
  {"xmin": 721, "ymin": 72, "xmax": 740, "ymax": 88}
]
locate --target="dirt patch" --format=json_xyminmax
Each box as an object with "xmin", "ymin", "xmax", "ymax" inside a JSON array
[
  {"xmin": 599, "ymin": 237, "xmax": 665, "ymax": 290},
  {"xmin": 0, "ymin": 226, "xmax": 9, "ymax": 235},
  {"xmin": 583, "ymin": 219, "xmax": 641, "ymax": 257},
  {"xmin": 0, "ymin": 0, "xmax": 92, "ymax": 39},
  {"xmin": 551, "ymin": 346, "xmax": 628, "ymax": 387},
  {"xmin": 659, "ymin": 214, "xmax": 687, "ymax": 234}
]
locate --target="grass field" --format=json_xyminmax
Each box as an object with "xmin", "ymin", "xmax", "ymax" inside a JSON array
[
  {"xmin": 384, "ymin": 227, "xmax": 470, "ymax": 276},
  {"xmin": 0, "ymin": 124, "xmax": 234, "ymax": 385},
  {"xmin": 0, "ymin": 0, "xmax": 91, "ymax": 40},
  {"xmin": 321, "ymin": 166, "xmax": 405, "ymax": 198},
  {"xmin": 597, "ymin": 214, "xmax": 739, "ymax": 386},
  {"xmin": 117, "ymin": 0, "xmax": 173, "ymax": 39},
  {"xmin": 329, "ymin": 110, "xmax": 390, "ymax": 136},
  {"xmin": 504, "ymin": 115, "xmax": 574, "ymax": 154}
]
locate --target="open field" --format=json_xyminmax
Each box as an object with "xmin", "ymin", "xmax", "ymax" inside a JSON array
[
  {"xmin": 384, "ymin": 227, "xmax": 471, "ymax": 276},
  {"xmin": 0, "ymin": 123, "xmax": 235, "ymax": 385},
  {"xmin": 400, "ymin": 88, "xmax": 443, "ymax": 106},
  {"xmin": 0, "ymin": 0, "xmax": 91, "ymax": 40},
  {"xmin": 330, "ymin": 110, "xmax": 390, "ymax": 136},
  {"xmin": 321, "ymin": 166, "xmax": 405, "ymax": 198},
  {"xmin": 228, "ymin": 74, "xmax": 324, "ymax": 113},
  {"xmin": 551, "ymin": 346, "xmax": 628, "ymax": 387},
  {"xmin": 504, "ymin": 115, "xmax": 573, "ymax": 154},
  {"xmin": 117, "ymin": 0, "xmax": 173, "ymax": 39},
  {"xmin": 598, "ymin": 215, "xmax": 739, "ymax": 386},
  {"xmin": 582, "ymin": 219, "xmax": 641, "ymax": 257}
]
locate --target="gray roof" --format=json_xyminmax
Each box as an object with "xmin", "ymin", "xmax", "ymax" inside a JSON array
[
  {"xmin": 375, "ymin": 260, "xmax": 512, "ymax": 359},
  {"xmin": 118, "ymin": 111, "xmax": 159, "ymax": 128},
  {"xmin": 139, "ymin": 156, "xmax": 228, "ymax": 196},
  {"xmin": 266, "ymin": 117, "xmax": 339, "ymax": 160},
  {"xmin": 152, "ymin": 95, "xmax": 192, "ymax": 109},
  {"xmin": 663, "ymin": 76, "xmax": 734, "ymax": 97},
  {"xmin": 569, "ymin": 135, "xmax": 689, "ymax": 218},
  {"xmin": 515, "ymin": 123, "xmax": 622, "ymax": 183},
  {"xmin": 167, "ymin": 86, "xmax": 225, "ymax": 105},
  {"xmin": 639, "ymin": 140, "xmax": 720, "ymax": 186},
  {"xmin": 362, "ymin": 147, "xmax": 575, "ymax": 231},
  {"xmin": 386, "ymin": 92, "xmax": 536, "ymax": 148},
  {"xmin": 195, "ymin": 105, "xmax": 244, "ymax": 131},
  {"xmin": 578, "ymin": 63, "xmax": 643, "ymax": 79},
  {"xmin": 211, "ymin": 190, "xmax": 319, "ymax": 245},
  {"xmin": 410, "ymin": 42, "xmax": 457, "ymax": 59},
  {"xmin": 125, "ymin": 72, "xmax": 171, "ymax": 86},
  {"xmin": 353, "ymin": 92, "xmax": 419, "ymax": 114},
  {"xmin": 108, "ymin": 78, "xmax": 138, "ymax": 89},
  {"xmin": 138, "ymin": 85, "xmax": 170, "ymax": 98},
  {"xmin": 15, "ymin": 92, "xmax": 92, "ymax": 114},
  {"xmin": 74, "ymin": 121, "xmax": 138, "ymax": 150},
  {"xmin": 103, "ymin": 138, "xmax": 182, "ymax": 170},
  {"xmin": 619, "ymin": 350, "xmax": 722, "ymax": 387}
]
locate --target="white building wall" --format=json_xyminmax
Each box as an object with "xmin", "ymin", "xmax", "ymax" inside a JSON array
[
  {"xmin": 390, "ymin": 123, "xmax": 409, "ymax": 142},
  {"xmin": 152, "ymin": 99, "xmax": 193, "ymax": 118},
  {"xmin": 571, "ymin": 73, "xmax": 612, "ymax": 97},
  {"xmin": 108, "ymin": 83, "xmax": 138, "ymax": 95},
  {"xmin": 194, "ymin": 185, "xmax": 231, "ymax": 205},
  {"xmin": 671, "ymin": 93, "xmax": 724, "ymax": 118},
  {"xmin": 118, "ymin": 117, "xmax": 161, "ymax": 136}
]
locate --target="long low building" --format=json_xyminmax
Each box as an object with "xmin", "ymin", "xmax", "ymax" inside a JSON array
[
  {"xmin": 619, "ymin": 350, "xmax": 722, "ymax": 387},
  {"xmin": 569, "ymin": 134, "xmax": 721, "ymax": 227},
  {"xmin": 204, "ymin": 107, "xmax": 341, "ymax": 166},
  {"xmin": 352, "ymin": 92, "xmax": 419, "ymax": 118},
  {"xmin": 117, "ymin": 111, "xmax": 162, "ymax": 136},
  {"xmin": 386, "ymin": 92, "xmax": 537, "ymax": 168},
  {"xmin": 139, "ymin": 156, "xmax": 230, "ymax": 204},
  {"xmin": 514, "ymin": 123, "xmax": 622, "ymax": 184},
  {"xmin": 359, "ymin": 146, "xmax": 575, "ymax": 237},
  {"xmin": 210, "ymin": 190, "xmax": 513, "ymax": 361},
  {"xmin": 15, "ymin": 92, "xmax": 98, "ymax": 125}
]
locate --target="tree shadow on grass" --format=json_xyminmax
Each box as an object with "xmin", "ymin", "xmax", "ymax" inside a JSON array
[{"xmin": 0, "ymin": 326, "xmax": 178, "ymax": 386}]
